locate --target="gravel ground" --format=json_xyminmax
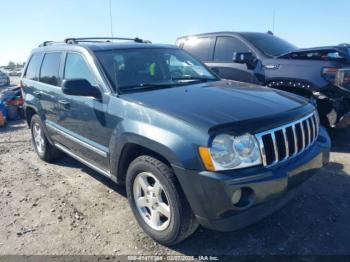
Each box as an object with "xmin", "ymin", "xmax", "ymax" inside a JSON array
[{"xmin": 0, "ymin": 120, "xmax": 350, "ymax": 256}]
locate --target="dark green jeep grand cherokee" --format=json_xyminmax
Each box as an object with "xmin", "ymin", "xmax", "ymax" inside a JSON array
[{"xmin": 22, "ymin": 37, "xmax": 330, "ymax": 245}]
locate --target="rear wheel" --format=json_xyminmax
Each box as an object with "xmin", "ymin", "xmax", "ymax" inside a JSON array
[
  {"xmin": 30, "ymin": 114, "xmax": 62, "ymax": 162},
  {"xmin": 126, "ymin": 155, "xmax": 198, "ymax": 246}
]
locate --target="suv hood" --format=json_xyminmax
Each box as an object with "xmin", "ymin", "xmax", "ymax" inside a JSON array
[
  {"xmin": 124, "ymin": 80, "xmax": 313, "ymax": 133},
  {"xmin": 279, "ymin": 45, "xmax": 350, "ymax": 62}
]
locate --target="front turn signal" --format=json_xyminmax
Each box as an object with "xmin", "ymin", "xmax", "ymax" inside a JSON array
[{"xmin": 198, "ymin": 147, "xmax": 215, "ymax": 172}]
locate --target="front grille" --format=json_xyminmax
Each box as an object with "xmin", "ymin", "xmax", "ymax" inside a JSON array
[{"xmin": 255, "ymin": 111, "xmax": 320, "ymax": 166}]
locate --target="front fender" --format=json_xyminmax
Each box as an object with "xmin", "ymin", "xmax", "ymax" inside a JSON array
[{"xmin": 108, "ymin": 119, "xmax": 208, "ymax": 180}]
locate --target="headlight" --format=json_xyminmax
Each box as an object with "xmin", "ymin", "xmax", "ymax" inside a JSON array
[
  {"xmin": 334, "ymin": 68, "xmax": 350, "ymax": 90},
  {"xmin": 199, "ymin": 134, "xmax": 262, "ymax": 171}
]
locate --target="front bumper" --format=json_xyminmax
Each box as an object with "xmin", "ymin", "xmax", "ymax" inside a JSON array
[
  {"xmin": 174, "ymin": 127, "xmax": 331, "ymax": 232},
  {"xmin": 316, "ymin": 84, "xmax": 350, "ymax": 128}
]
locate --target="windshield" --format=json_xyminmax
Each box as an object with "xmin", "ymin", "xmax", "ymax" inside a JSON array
[
  {"xmin": 95, "ymin": 48, "xmax": 217, "ymax": 92},
  {"xmin": 242, "ymin": 33, "xmax": 298, "ymax": 57}
]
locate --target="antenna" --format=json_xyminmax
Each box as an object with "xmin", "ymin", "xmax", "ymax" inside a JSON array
[
  {"xmin": 109, "ymin": 0, "xmax": 114, "ymax": 37},
  {"xmin": 272, "ymin": 9, "xmax": 276, "ymax": 33}
]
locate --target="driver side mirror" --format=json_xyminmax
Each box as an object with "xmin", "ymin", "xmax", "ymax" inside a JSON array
[
  {"xmin": 62, "ymin": 79, "xmax": 101, "ymax": 99},
  {"xmin": 233, "ymin": 52, "xmax": 256, "ymax": 65}
]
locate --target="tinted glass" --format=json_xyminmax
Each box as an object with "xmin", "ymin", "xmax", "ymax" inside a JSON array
[
  {"xmin": 95, "ymin": 48, "xmax": 217, "ymax": 92},
  {"xmin": 242, "ymin": 33, "xmax": 298, "ymax": 56},
  {"xmin": 64, "ymin": 53, "xmax": 96, "ymax": 85},
  {"xmin": 40, "ymin": 52, "xmax": 61, "ymax": 86},
  {"xmin": 182, "ymin": 37, "xmax": 214, "ymax": 61},
  {"xmin": 25, "ymin": 53, "xmax": 43, "ymax": 80},
  {"xmin": 214, "ymin": 36, "xmax": 250, "ymax": 62}
]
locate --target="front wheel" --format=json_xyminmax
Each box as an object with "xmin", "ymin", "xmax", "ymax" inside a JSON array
[{"xmin": 126, "ymin": 155, "xmax": 198, "ymax": 246}]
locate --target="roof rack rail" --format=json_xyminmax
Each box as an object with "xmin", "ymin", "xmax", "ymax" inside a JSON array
[
  {"xmin": 38, "ymin": 41, "xmax": 66, "ymax": 47},
  {"xmin": 38, "ymin": 41, "xmax": 54, "ymax": 47},
  {"xmin": 64, "ymin": 37, "xmax": 151, "ymax": 44}
]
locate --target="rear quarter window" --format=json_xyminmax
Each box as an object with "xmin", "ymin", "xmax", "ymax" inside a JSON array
[
  {"xmin": 25, "ymin": 53, "xmax": 44, "ymax": 81},
  {"xmin": 40, "ymin": 52, "xmax": 62, "ymax": 86}
]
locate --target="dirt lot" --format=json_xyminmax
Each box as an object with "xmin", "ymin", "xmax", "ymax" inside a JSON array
[{"xmin": 0, "ymin": 119, "xmax": 350, "ymax": 256}]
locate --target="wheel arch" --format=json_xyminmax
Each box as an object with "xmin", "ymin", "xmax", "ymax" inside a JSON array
[
  {"xmin": 25, "ymin": 104, "xmax": 55, "ymax": 145},
  {"xmin": 266, "ymin": 78, "xmax": 316, "ymax": 97},
  {"xmin": 114, "ymin": 142, "xmax": 175, "ymax": 185},
  {"xmin": 25, "ymin": 105, "xmax": 38, "ymax": 127},
  {"xmin": 108, "ymin": 119, "xmax": 205, "ymax": 185}
]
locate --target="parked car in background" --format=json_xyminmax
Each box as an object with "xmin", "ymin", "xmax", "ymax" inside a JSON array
[
  {"xmin": 0, "ymin": 70, "xmax": 10, "ymax": 86},
  {"xmin": 176, "ymin": 32, "xmax": 350, "ymax": 129},
  {"xmin": 0, "ymin": 86, "xmax": 24, "ymax": 122},
  {"xmin": 22, "ymin": 37, "xmax": 330, "ymax": 245},
  {"xmin": 9, "ymin": 68, "xmax": 23, "ymax": 76}
]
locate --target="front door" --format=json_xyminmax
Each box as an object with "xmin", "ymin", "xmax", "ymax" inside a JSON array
[
  {"xmin": 56, "ymin": 52, "xmax": 112, "ymax": 170},
  {"xmin": 207, "ymin": 36, "xmax": 259, "ymax": 83}
]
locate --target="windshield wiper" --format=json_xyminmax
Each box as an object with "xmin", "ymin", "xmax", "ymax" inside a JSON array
[
  {"xmin": 120, "ymin": 77, "xmax": 217, "ymax": 92},
  {"xmin": 120, "ymin": 83, "xmax": 175, "ymax": 91},
  {"xmin": 171, "ymin": 76, "xmax": 215, "ymax": 82}
]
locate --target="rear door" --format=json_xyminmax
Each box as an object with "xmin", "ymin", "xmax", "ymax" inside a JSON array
[
  {"xmin": 22, "ymin": 51, "xmax": 63, "ymax": 129},
  {"xmin": 54, "ymin": 52, "xmax": 111, "ymax": 170},
  {"xmin": 22, "ymin": 52, "xmax": 44, "ymax": 114},
  {"xmin": 181, "ymin": 36, "xmax": 215, "ymax": 62},
  {"xmin": 207, "ymin": 36, "xmax": 258, "ymax": 83},
  {"xmin": 38, "ymin": 52, "xmax": 64, "ymax": 126}
]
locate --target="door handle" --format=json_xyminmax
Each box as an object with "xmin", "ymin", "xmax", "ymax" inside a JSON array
[{"xmin": 58, "ymin": 100, "xmax": 70, "ymax": 109}]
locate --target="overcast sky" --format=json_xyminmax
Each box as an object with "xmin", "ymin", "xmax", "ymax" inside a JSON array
[{"xmin": 0, "ymin": 0, "xmax": 349, "ymax": 66}]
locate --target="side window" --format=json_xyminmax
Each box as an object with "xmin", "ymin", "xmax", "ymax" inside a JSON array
[
  {"xmin": 64, "ymin": 53, "xmax": 96, "ymax": 85},
  {"xmin": 40, "ymin": 52, "xmax": 62, "ymax": 86},
  {"xmin": 25, "ymin": 53, "xmax": 43, "ymax": 81},
  {"xmin": 182, "ymin": 37, "xmax": 214, "ymax": 61},
  {"xmin": 214, "ymin": 36, "xmax": 250, "ymax": 62}
]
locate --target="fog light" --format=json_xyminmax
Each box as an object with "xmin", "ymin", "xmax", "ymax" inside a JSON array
[{"xmin": 231, "ymin": 189, "xmax": 242, "ymax": 204}]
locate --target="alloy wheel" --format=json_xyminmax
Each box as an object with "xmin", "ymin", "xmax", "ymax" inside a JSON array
[
  {"xmin": 33, "ymin": 122, "xmax": 45, "ymax": 155},
  {"xmin": 133, "ymin": 172, "xmax": 171, "ymax": 231}
]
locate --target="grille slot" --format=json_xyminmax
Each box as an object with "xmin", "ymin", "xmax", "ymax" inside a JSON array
[{"xmin": 256, "ymin": 112, "xmax": 320, "ymax": 167}]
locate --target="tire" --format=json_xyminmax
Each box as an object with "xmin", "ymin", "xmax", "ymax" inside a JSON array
[
  {"xmin": 30, "ymin": 114, "xmax": 62, "ymax": 162},
  {"xmin": 126, "ymin": 155, "xmax": 198, "ymax": 246}
]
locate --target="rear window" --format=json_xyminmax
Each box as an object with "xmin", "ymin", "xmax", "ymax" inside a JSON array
[
  {"xmin": 182, "ymin": 37, "xmax": 214, "ymax": 61},
  {"xmin": 25, "ymin": 53, "xmax": 43, "ymax": 81},
  {"xmin": 40, "ymin": 52, "xmax": 62, "ymax": 86}
]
